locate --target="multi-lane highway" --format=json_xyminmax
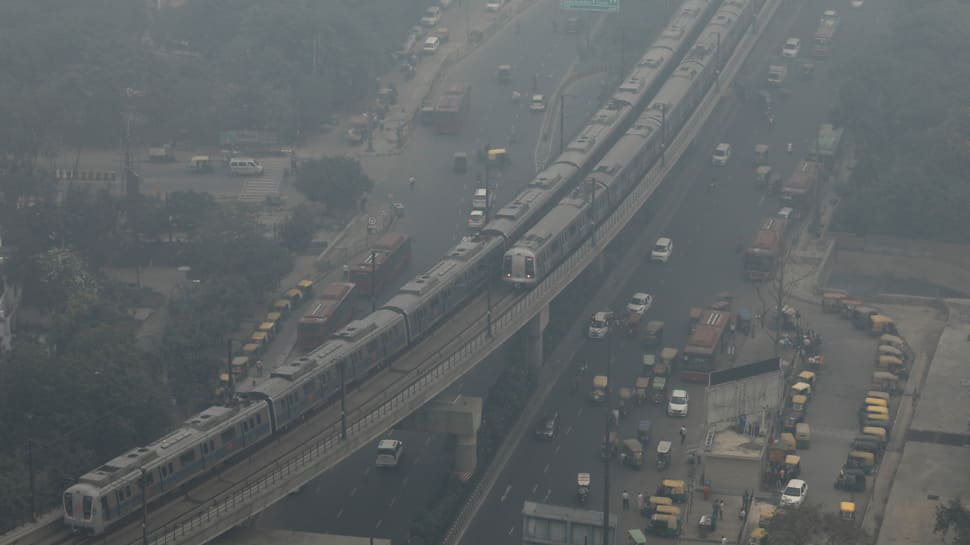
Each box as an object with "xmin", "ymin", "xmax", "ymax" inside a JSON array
[{"xmin": 459, "ymin": 0, "xmax": 887, "ymax": 542}]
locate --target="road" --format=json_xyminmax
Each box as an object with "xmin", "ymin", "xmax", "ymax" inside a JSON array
[{"xmin": 459, "ymin": 0, "xmax": 888, "ymax": 542}]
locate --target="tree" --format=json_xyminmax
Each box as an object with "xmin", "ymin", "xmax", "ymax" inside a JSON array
[
  {"xmin": 751, "ymin": 242, "xmax": 815, "ymax": 357},
  {"xmin": 767, "ymin": 504, "xmax": 871, "ymax": 545},
  {"xmin": 935, "ymin": 498, "xmax": 970, "ymax": 545},
  {"xmin": 279, "ymin": 204, "xmax": 316, "ymax": 252},
  {"xmin": 295, "ymin": 155, "xmax": 374, "ymax": 213}
]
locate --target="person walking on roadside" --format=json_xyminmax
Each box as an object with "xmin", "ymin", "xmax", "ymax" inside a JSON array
[
  {"xmin": 721, "ymin": 536, "xmax": 727, "ymax": 545},
  {"xmin": 621, "ymin": 490, "xmax": 630, "ymax": 510},
  {"xmin": 680, "ymin": 425, "xmax": 687, "ymax": 444}
]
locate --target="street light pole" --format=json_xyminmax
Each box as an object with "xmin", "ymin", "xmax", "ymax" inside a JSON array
[
  {"xmin": 660, "ymin": 103, "xmax": 667, "ymax": 166},
  {"xmin": 714, "ymin": 32, "xmax": 721, "ymax": 89},
  {"xmin": 339, "ymin": 363, "xmax": 348, "ymax": 440},
  {"xmin": 27, "ymin": 439, "xmax": 36, "ymax": 522},
  {"xmin": 559, "ymin": 94, "xmax": 566, "ymax": 156},
  {"xmin": 370, "ymin": 250, "xmax": 377, "ymax": 313},
  {"xmin": 225, "ymin": 339, "xmax": 235, "ymax": 400},
  {"xmin": 138, "ymin": 468, "xmax": 149, "ymax": 545},
  {"xmin": 589, "ymin": 176, "xmax": 597, "ymax": 245},
  {"xmin": 601, "ymin": 328, "xmax": 614, "ymax": 545},
  {"xmin": 486, "ymin": 262, "xmax": 493, "ymax": 338}
]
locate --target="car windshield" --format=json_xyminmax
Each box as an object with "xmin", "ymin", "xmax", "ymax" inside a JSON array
[
  {"xmin": 631, "ymin": 296, "xmax": 645, "ymax": 305},
  {"xmin": 591, "ymin": 319, "xmax": 606, "ymax": 328},
  {"xmin": 784, "ymin": 486, "xmax": 801, "ymax": 496},
  {"xmin": 672, "ymin": 395, "xmax": 687, "ymax": 404},
  {"xmin": 654, "ymin": 244, "xmax": 667, "ymax": 252}
]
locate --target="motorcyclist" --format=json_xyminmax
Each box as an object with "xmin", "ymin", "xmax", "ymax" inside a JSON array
[
  {"xmin": 787, "ymin": 142, "xmax": 794, "ymax": 153},
  {"xmin": 409, "ymin": 176, "xmax": 416, "ymax": 190}
]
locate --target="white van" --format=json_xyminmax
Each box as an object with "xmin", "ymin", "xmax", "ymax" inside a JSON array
[
  {"xmin": 376, "ymin": 439, "xmax": 404, "ymax": 467},
  {"xmin": 472, "ymin": 188, "xmax": 493, "ymax": 210},
  {"xmin": 229, "ymin": 157, "xmax": 264, "ymax": 176},
  {"xmin": 423, "ymin": 36, "xmax": 440, "ymax": 55}
]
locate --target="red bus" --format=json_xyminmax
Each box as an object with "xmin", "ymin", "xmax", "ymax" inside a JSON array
[
  {"xmin": 350, "ymin": 232, "xmax": 412, "ymax": 296},
  {"xmin": 681, "ymin": 309, "xmax": 730, "ymax": 382},
  {"xmin": 744, "ymin": 217, "xmax": 787, "ymax": 281},
  {"xmin": 296, "ymin": 282, "xmax": 357, "ymax": 352}
]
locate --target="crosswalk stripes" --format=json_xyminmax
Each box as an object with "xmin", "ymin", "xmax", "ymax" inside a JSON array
[{"xmin": 238, "ymin": 176, "xmax": 280, "ymax": 202}]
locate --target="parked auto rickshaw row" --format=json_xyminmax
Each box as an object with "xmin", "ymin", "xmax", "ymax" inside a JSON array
[
  {"xmin": 217, "ymin": 279, "xmax": 315, "ymax": 393},
  {"xmin": 631, "ymin": 480, "xmax": 689, "ymax": 539},
  {"xmin": 822, "ymin": 290, "xmax": 903, "ymax": 337}
]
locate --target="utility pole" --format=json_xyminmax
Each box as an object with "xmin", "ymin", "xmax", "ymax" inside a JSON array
[
  {"xmin": 139, "ymin": 469, "xmax": 149, "ymax": 545},
  {"xmin": 660, "ymin": 104, "xmax": 667, "ymax": 165},
  {"xmin": 485, "ymin": 262, "xmax": 493, "ymax": 338},
  {"xmin": 226, "ymin": 339, "xmax": 235, "ymax": 399},
  {"xmin": 601, "ymin": 328, "xmax": 613, "ymax": 545},
  {"xmin": 370, "ymin": 250, "xmax": 377, "ymax": 312},
  {"xmin": 339, "ymin": 363, "xmax": 348, "ymax": 440},
  {"xmin": 589, "ymin": 176, "xmax": 597, "ymax": 245},
  {"xmin": 27, "ymin": 440, "xmax": 36, "ymax": 522},
  {"xmin": 559, "ymin": 94, "xmax": 566, "ymax": 156},
  {"xmin": 714, "ymin": 32, "xmax": 721, "ymax": 90}
]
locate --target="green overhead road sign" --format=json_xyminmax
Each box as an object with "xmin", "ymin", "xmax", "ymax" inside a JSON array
[{"xmin": 560, "ymin": 0, "xmax": 618, "ymax": 12}]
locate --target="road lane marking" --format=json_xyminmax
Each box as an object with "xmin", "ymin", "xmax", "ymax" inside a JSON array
[
  {"xmin": 532, "ymin": 483, "xmax": 539, "ymax": 494},
  {"xmin": 543, "ymin": 489, "xmax": 551, "ymax": 502},
  {"xmin": 555, "ymin": 445, "xmax": 561, "ymax": 454},
  {"xmin": 425, "ymin": 435, "xmax": 433, "ymax": 445},
  {"xmin": 350, "ymin": 487, "xmax": 357, "ymax": 497},
  {"xmin": 508, "ymin": 527, "xmax": 515, "ymax": 535},
  {"xmin": 403, "ymin": 476, "xmax": 409, "ymax": 486},
  {"xmin": 577, "ymin": 407, "xmax": 583, "ymax": 416},
  {"xmin": 390, "ymin": 496, "xmax": 397, "ymax": 507},
  {"xmin": 501, "ymin": 485, "xmax": 512, "ymax": 502},
  {"xmin": 376, "ymin": 520, "xmax": 383, "ymax": 529},
  {"xmin": 543, "ymin": 463, "xmax": 550, "ymax": 473},
  {"xmin": 363, "ymin": 466, "xmax": 371, "ymax": 477},
  {"xmin": 566, "ymin": 425, "xmax": 573, "ymax": 435},
  {"xmin": 336, "ymin": 508, "xmax": 343, "ymax": 519}
]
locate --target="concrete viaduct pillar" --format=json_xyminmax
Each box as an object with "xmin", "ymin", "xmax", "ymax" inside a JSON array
[
  {"xmin": 410, "ymin": 395, "xmax": 482, "ymax": 479},
  {"xmin": 523, "ymin": 303, "xmax": 549, "ymax": 368}
]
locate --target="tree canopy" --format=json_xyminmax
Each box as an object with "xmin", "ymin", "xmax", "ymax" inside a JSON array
[
  {"xmin": 832, "ymin": 0, "xmax": 970, "ymax": 242},
  {"xmin": 295, "ymin": 155, "xmax": 374, "ymax": 213},
  {"xmin": 0, "ymin": 0, "xmax": 428, "ymax": 148},
  {"xmin": 766, "ymin": 504, "xmax": 871, "ymax": 545},
  {"xmin": 935, "ymin": 498, "xmax": 970, "ymax": 545}
]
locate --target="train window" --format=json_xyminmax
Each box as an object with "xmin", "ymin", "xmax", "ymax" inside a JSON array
[
  {"xmin": 82, "ymin": 496, "xmax": 93, "ymax": 519},
  {"xmin": 210, "ymin": 440, "xmax": 215, "ymax": 451},
  {"xmin": 116, "ymin": 491, "xmax": 123, "ymax": 503},
  {"xmin": 179, "ymin": 450, "xmax": 196, "ymax": 465},
  {"xmin": 304, "ymin": 383, "xmax": 314, "ymax": 395},
  {"xmin": 63, "ymin": 493, "xmax": 73, "ymax": 515},
  {"xmin": 243, "ymin": 421, "xmax": 249, "ymax": 431},
  {"xmin": 126, "ymin": 486, "xmax": 132, "ymax": 498},
  {"xmin": 146, "ymin": 473, "xmax": 155, "ymax": 485},
  {"xmin": 168, "ymin": 463, "xmax": 174, "ymax": 474},
  {"xmin": 221, "ymin": 428, "xmax": 236, "ymax": 442},
  {"xmin": 256, "ymin": 414, "xmax": 262, "ymax": 424},
  {"xmin": 101, "ymin": 497, "xmax": 111, "ymax": 520},
  {"xmin": 503, "ymin": 255, "xmax": 513, "ymax": 276},
  {"xmin": 202, "ymin": 443, "xmax": 209, "ymax": 454},
  {"xmin": 161, "ymin": 466, "xmax": 168, "ymax": 477}
]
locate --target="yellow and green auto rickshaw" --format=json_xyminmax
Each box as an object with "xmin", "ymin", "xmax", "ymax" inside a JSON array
[
  {"xmin": 845, "ymin": 450, "xmax": 875, "ymax": 474},
  {"xmin": 452, "ymin": 152, "xmax": 468, "ymax": 174},
  {"xmin": 189, "ymin": 155, "xmax": 214, "ymax": 174},
  {"xmin": 657, "ymin": 480, "xmax": 687, "ymax": 503},
  {"xmin": 821, "ymin": 290, "xmax": 848, "ymax": 313},
  {"xmin": 795, "ymin": 423, "xmax": 811, "ymax": 449},
  {"xmin": 646, "ymin": 514, "xmax": 681, "ymax": 538},
  {"xmin": 797, "ymin": 370, "xmax": 816, "ymax": 387},
  {"xmin": 640, "ymin": 496, "xmax": 674, "ymax": 517},
  {"xmin": 790, "ymin": 382, "xmax": 813, "ymax": 402},
  {"xmin": 876, "ymin": 355, "xmax": 908, "ymax": 377}
]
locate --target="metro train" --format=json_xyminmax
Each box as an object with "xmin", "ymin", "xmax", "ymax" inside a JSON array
[
  {"xmin": 502, "ymin": 0, "xmax": 758, "ymax": 287},
  {"xmin": 61, "ymin": 1, "xmax": 723, "ymax": 535}
]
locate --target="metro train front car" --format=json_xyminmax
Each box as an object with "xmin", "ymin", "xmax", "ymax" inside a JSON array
[{"xmin": 503, "ymin": 247, "xmax": 539, "ymax": 288}]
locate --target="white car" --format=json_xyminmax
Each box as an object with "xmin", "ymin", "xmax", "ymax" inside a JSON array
[
  {"xmin": 626, "ymin": 292, "xmax": 654, "ymax": 315},
  {"xmin": 780, "ymin": 479, "xmax": 808, "ymax": 507},
  {"xmin": 850, "ymin": 0, "xmax": 863, "ymax": 7},
  {"xmin": 485, "ymin": 0, "xmax": 503, "ymax": 11},
  {"xmin": 712, "ymin": 143, "xmax": 732, "ymax": 166},
  {"xmin": 667, "ymin": 389, "xmax": 689, "ymax": 416},
  {"xmin": 376, "ymin": 439, "xmax": 405, "ymax": 468},
  {"xmin": 467, "ymin": 209, "xmax": 487, "ymax": 230},
  {"xmin": 421, "ymin": 6, "xmax": 441, "ymax": 27},
  {"xmin": 651, "ymin": 237, "xmax": 673, "ymax": 263},
  {"xmin": 782, "ymin": 37, "xmax": 800, "ymax": 58},
  {"xmin": 529, "ymin": 94, "xmax": 546, "ymax": 111},
  {"xmin": 587, "ymin": 311, "xmax": 613, "ymax": 339}
]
